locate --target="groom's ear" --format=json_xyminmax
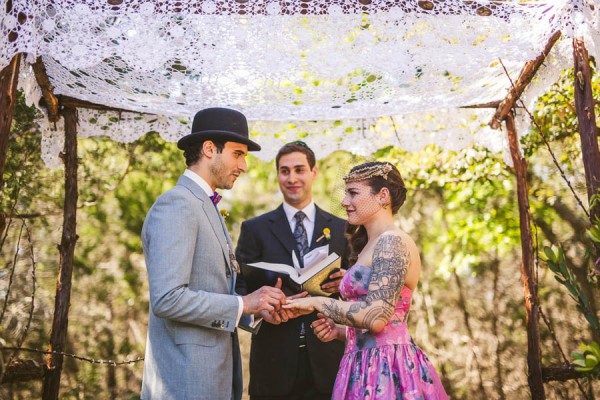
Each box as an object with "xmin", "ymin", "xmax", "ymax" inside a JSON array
[{"xmin": 311, "ymin": 165, "xmax": 318, "ymax": 178}]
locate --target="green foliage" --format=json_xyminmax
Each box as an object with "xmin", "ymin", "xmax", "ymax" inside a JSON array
[
  {"xmin": 374, "ymin": 145, "xmax": 520, "ymax": 278},
  {"xmin": 541, "ymin": 244, "xmax": 600, "ymax": 335},
  {"xmin": 572, "ymin": 341, "xmax": 600, "ymax": 377}
]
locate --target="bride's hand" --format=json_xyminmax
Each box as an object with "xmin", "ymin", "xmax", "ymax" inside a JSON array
[
  {"xmin": 311, "ymin": 313, "xmax": 337, "ymax": 342},
  {"xmin": 282, "ymin": 297, "xmax": 316, "ymax": 315}
]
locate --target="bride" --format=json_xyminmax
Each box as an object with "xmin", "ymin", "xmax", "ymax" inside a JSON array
[{"xmin": 284, "ymin": 161, "xmax": 448, "ymax": 400}]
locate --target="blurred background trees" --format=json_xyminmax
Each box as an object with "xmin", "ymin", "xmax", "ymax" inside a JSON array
[{"xmin": 1, "ymin": 67, "xmax": 599, "ymax": 399}]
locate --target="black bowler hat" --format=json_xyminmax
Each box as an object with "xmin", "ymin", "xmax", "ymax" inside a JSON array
[{"xmin": 177, "ymin": 107, "xmax": 261, "ymax": 151}]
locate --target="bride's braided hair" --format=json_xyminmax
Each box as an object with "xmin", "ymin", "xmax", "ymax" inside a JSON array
[{"xmin": 343, "ymin": 162, "xmax": 407, "ymax": 265}]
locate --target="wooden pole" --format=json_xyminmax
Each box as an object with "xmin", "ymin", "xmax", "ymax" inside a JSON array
[
  {"xmin": 505, "ymin": 113, "xmax": 545, "ymax": 399},
  {"xmin": 490, "ymin": 31, "xmax": 561, "ymax": 129},
  {"xmin": 0, "ymin": 53, "xmax": 20, "ymax": 185},
  {"xmin": 573, "ymin": 37, "xmax": 600, "ymax": 224},
  {"xmin": 42, "ymin": 106, "xmax": 78, "ymax": 400},
  {"xmin": 31, "ymin": 57, "xmax": 60, "ymax": 123}
]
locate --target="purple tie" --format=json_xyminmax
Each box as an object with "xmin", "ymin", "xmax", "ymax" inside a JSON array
[{"xmin": 210, "ymin": 191, "xmax": 222, "ymax": 206}]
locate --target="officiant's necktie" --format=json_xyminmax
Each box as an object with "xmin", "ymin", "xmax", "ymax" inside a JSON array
[
  {"xmin": 293, "ymin": 211, "xmax": 310, "ymax": 260},
  {"xmin": 293, "ymin": 211, "xmax": 309, "ymax": 345}
]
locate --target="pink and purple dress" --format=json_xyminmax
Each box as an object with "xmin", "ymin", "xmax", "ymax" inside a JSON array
[{"xmin": 333, "ymin": 264, "xmax": 448, "ymax": 400}]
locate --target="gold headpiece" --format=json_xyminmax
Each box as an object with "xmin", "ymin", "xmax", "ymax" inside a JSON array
[{"xmin": 343, "ymin": 163, "xmax": 393, "ymax": 183}]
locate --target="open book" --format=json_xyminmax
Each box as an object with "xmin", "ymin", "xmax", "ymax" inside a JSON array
[{"xmin": 242, "ymin": 247, "xmax": 341, "ymax": 297}]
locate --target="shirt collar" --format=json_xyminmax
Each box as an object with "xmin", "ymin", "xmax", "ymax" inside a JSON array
[
  {"xmin": 282, "ymin": 201, "xmax": 316, "ymax": 224},
  {"xmin": 183, "ymin": 169, "xmax": 214, "ymax": 198}
]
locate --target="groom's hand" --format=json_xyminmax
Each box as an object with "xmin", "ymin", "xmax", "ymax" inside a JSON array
[
  {"xmin": 259, "ymin": 278, "xmax": 288, "ymax": 324},
  {"xmin": 242, "ymin": 281, "xmax": 286, "ymax": 315}
]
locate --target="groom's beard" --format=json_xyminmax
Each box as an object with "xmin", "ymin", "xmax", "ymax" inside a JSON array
[{"xmin": 210, "ymin": 155, "xmax": 240, "ymax": 190}]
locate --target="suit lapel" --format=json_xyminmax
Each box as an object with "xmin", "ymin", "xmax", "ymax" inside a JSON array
[
  {"xmin": 311, "ymin": 206, "xmax": 333, "ymax": 251},
  {"xmin": 177, "ymin": 176, "xmax": 231, "ymax": 271},
  {"xmin": 269, "ymin": 205, "xmax": 298, "ymax": 258}
]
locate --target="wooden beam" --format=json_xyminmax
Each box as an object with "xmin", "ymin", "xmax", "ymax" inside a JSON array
[
  {"xmin": 42, "ymin": 106, "xmax": 78, "ymax": 400},
  {"xmin": 505, "ymin": 113, "xmax": 545, "ymax": 399},
  {"xmin": 460, "ymin": 100, "xmax": 501, "ymax": 109},
  {"xmin": 542, "ymin": 364, "xmax": 592, "ymax": 383},
  {"xmin": 60, "ymin": 96, "xmax": 147, "ymax": 114},
  {"xmin": 573, "ymin": 37, "xmax": 600, "ymax": 225},
  {"xmin": 1, "ymin": 359, "xmax": 45, "ymax": 383},
  {"xmin": 0, "ymin": 53, "xmax": 20, "ymax": 186},
  {"xmin": 31, "ymin": 57, "xmax": 60, "ymax": 123},
  {"xmin": 490, "ymin": 30, "xmax": 562, "ymax": 129}
]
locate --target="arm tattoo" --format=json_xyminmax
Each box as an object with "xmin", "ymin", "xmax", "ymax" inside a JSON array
[
  {"xmin": 321, "ymin": 235, "xmax": 409, "ymax": 330},
  {"xmin": 362, "ymin": 235, "xmax": 408, "ymax": 330},
  {"xmin": 322, "ymin": 299, "xmax": 351, "ymax": 325}
]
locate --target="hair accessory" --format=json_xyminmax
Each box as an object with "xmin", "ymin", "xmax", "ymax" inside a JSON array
[
  {"xmin": 343, "ymin": 163, "xmax": 393, "ymax": 183},
  {"xmin": 287, "ymin": 140, "xmax": 310, "ymax": 148}
]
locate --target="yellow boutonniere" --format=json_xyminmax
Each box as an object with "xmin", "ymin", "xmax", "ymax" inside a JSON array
[
  {"xmin": 220, "ymin": 208, "xmax": 229, "ymax": 219},
  {"xmin": 316, "ymin": 227, "xmax": 331, "ymax": 243}
]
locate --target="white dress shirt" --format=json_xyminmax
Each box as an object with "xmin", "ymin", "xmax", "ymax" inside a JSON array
[{"xmin": 282, "ymin": 200, "xmax": 316, "ymax": 247}]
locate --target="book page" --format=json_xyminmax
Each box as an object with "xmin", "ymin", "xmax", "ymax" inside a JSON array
[
  {"xmin": 245, "ymin": 261, "xmax": 299, "ymax": 280},
  {"xmin": 296, "ymin": 252, "xmax": 340, "ymax": 284},
  {"xmin": 300, "ymin": 257, "xmax": 342, "ymax": 296},
  {"xmin": 302, "ymin": 245, "xmax": 329, "ymax": 271}
]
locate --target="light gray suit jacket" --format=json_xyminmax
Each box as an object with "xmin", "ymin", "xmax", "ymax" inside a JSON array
[{"xmin": 141, "ymin": 175, "xmax": 246, "ymax": 400}]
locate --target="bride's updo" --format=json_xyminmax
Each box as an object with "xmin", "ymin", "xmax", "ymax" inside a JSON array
[{"xmin": 343, "ymin": 162, "xmax": 407, "ymax": 265}]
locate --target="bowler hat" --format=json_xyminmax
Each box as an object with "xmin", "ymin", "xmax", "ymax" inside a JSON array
[{"xmin": 177, "ymin": 107, "xmax": 261, "ymax": 151}]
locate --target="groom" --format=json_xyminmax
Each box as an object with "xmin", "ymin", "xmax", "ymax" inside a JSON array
[{"xmin": 141, "ymin": 107, "xmax": 286, "ymax": 400}]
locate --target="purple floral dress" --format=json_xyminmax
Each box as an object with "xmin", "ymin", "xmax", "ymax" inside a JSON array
[{"xmin": 333, "ymin": 265, "xmax": 448, "ymax": 400}]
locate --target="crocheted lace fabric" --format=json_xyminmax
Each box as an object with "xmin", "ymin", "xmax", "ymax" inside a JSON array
[{"xmin": 2, "ymin": 0, "xmax": 599, "ymax": 167}]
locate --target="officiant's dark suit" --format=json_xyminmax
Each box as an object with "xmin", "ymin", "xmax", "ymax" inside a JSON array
[{"xmin": 236, "ymin": 142, "xmax": 348, "ymax": 400}]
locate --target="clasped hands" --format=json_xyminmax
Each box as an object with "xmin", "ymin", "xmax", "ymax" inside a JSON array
[
  {"xmin": 242, "ymin": 269, "xmax": 345, "ymax": 325},
  {"xmin": 241, "ymin": 278, "xmax": 308, "ymax": 324}
]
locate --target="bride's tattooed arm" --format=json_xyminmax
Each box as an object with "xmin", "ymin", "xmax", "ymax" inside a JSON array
[{"xmin": 319, "ymin": 234, "xmax": 408, "ymax": 332}]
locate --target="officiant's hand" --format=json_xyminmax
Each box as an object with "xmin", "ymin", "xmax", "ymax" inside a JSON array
[{"xmin": 320, "ymin": 268, "xmax": 345, "ymax": 294}]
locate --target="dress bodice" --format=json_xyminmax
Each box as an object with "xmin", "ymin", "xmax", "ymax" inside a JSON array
[
  {"xmin": 339, "ymin": 264, "xmax": 413, "ymax": 316},
  {"xmin": 334, "ymin": 264, "xmax": 449, "ymax": 399},
  {"xmin": 338, "ymin": 264, "xmax": 414, "ymax": 349}
]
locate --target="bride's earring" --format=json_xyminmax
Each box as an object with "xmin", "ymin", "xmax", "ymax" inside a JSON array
[{"xmin": 379, "ymin": 197, "xmax": 388, "ymax": 210}]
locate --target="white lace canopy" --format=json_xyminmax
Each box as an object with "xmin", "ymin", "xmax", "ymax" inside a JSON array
[{"xmin": 2, "ymin": 0, "xmax": 599, "ymax": 167}]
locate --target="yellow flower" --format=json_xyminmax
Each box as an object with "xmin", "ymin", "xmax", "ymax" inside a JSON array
[
  {"xmin": 220, "ymin": 208, "xmax": 229, "ymax": 219},
  {"xmin": 317, "ymin": 227, "xmax": 331, "ymax": 242}
]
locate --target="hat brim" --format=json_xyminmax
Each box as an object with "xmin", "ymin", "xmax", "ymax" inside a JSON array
[{"xmin": 177, "ymin": 130, "xmax": 261, "ymax": 151}]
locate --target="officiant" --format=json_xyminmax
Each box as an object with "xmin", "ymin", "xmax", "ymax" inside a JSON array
[{"xmin": 235, "ymin": 141, "xmax": 349, "ymax": 400}]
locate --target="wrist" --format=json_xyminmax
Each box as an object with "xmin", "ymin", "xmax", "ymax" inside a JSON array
[
  {"xmin": 331, "ymin": 325, "xmax": 344, "ymax": 341},
  {"xmin": 312, "ymin": 297, "xmax": 323, "ymax": 312}
]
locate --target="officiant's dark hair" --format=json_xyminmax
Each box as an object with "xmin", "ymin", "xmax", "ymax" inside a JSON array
[
  {"xmin": 275, "ymin": 141, "xmax": 316, "ymax": 169},
  {"xmin": 344, "ymin": 162, "xmax": 406, "ymax": 265}
]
